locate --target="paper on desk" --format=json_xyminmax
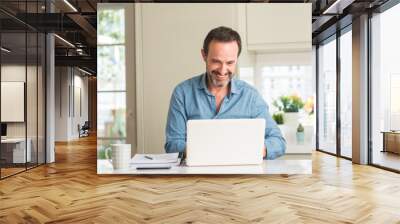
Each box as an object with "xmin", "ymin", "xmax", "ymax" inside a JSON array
[
  {"xmin": 130, "ymin": 159, "xmax": 181, "ymax": 168},
  {"xmin": 130, "ymin": 153, "xmax": 179, "ymax": 164}
]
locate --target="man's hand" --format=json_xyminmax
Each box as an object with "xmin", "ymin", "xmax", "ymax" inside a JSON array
[{"xmin": 262, "ymin": 145, "xmax": 266, "ymax": 158}]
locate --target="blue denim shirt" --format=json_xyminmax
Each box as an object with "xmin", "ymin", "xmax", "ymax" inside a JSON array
[{"xmin": 164, "ymin": 73, "xmax": 286, "ymax": 160}]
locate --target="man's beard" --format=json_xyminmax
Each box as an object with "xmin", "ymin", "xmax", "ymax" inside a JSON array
[{"xmin": 207, "ymin": 70, "xmax": 234, "ymax": 88}]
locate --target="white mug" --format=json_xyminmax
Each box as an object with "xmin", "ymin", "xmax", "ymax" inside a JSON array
[{"xmin": 105, "ymin": 144, "xmax": 131, "ymax": 169}]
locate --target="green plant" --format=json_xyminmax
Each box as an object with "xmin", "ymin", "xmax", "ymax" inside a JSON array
[
  {"xmin": 297, "ymin": 123, "xmax": 304, "ymax": 132},
  {"xmin": 272, "ymin": 113, "xmax": 284, "ymax": 125},
  {"xmin": 273, "ymin": 95, "xmax": 304, "ymax": 113},
  {"xmin": 98, "ymin": 148, "xmax": 107, "ymax": 159}
]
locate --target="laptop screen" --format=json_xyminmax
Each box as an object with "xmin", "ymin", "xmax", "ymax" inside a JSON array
[{"xmin": 1, "ymin": 123, "xmax": 7, "ymax": 137}]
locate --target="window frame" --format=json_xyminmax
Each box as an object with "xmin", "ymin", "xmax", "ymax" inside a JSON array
[{"xmin": 315, "ymin": 24, "xmax": 353, "ymax": 161}]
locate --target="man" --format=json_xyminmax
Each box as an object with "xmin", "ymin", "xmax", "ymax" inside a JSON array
[{"xmin": 164, "ymin": 26, "xmax": 286, "ymax": 160}]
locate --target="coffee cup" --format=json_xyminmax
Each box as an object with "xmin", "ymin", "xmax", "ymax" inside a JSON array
[{"xmin": 105, "ymin": 144, "xmax": 131, "ymax": 169}]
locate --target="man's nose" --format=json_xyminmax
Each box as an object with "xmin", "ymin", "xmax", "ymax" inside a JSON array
[{"xmin": 218, "ymin": 63, "xmax": 228, "ymax": 74}]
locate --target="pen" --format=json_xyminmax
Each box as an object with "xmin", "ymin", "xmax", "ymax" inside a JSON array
[
  {"xmin": 136, "ymin": 166, "xmax": 171, "ymax": 170},
  {"xmin": 144, "ymin": 155, "xmax": 153, "ymax": 160}
]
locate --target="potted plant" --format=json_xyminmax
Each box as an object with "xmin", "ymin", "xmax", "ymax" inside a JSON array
[
  {"xmin": 273, "ymin": 95, "xmax": 304, "ymax": 144},
  {"xmin": 296, "ymin": 123, "xmax": 305, "ymax": 144},
  {"xmin": 273, "ymin": 95, "xmax": 304, "ymax": 126},
  {"xmin": 273, "ymin": 95, "xmax": 304, "ymax": 113},
  {"xmin": 272, "ymin": 112, "xmax": 284, "ymax": 125}
]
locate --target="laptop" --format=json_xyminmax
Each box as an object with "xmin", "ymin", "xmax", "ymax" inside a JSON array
[{"xmin": 186, "ymin": 119, "xmax": 265, "ymax": 166}]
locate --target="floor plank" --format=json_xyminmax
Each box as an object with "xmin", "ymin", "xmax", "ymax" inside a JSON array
[{"xmin": 0, "ymin": 135, "xmax": 400, "ymax": 223}]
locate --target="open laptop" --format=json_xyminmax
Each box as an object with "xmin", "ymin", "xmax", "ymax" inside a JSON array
[{"xmin": 186, "ymin": 119, "xmax": 265, "ymax": 166}]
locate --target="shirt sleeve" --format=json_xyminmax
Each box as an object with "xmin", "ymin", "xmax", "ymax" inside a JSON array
[
  {"xmin": 164, "ymin": 87, "xmax": 187, "ymax": 153},
  {"xmin": 252, "ymin": 91, "xmax": 286, "ymax": 160}
]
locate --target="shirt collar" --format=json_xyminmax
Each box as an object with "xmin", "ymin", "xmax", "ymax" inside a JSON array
[{"xmin": 198, "ymin": 73, "xmax": 240, "ymax": 95}]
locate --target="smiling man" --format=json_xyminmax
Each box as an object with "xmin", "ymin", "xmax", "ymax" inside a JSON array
[{"xmin": 164, "ymin": 26, "xmax": 286, "ymax": 160}]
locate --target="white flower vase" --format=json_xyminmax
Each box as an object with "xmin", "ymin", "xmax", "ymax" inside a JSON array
[{"xmin": 282, "ymin": 112, "xmax": 300, "ymax": 144}]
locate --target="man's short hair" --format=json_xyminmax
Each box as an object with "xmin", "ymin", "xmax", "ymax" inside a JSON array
[{"xmin": 203, "ymin": 26, "xmax": 242, "ymax": 57}]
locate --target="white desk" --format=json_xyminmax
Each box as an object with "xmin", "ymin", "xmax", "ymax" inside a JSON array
[
  {"xmin": 97, "ymin": 155, "xmax": 312, "ymax": 175},
  {"xmin": 1, "ymin": 138, "xmax": 31, "ymax": 163}
]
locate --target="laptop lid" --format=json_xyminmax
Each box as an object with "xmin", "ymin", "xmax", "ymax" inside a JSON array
[{"xmin": 186, "ymin": 119, "xmax": 265, "ymax": 166}]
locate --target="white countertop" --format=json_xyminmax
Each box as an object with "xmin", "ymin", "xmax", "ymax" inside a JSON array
[
  {"xmin": 97, "ymin": 154, "xmax": 312, "ymax": 175},
  {"xmin": 1, "ymin": 138, "xmax": 29, "ymax": 143}
]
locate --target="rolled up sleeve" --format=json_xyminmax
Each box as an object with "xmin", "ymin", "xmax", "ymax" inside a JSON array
[
  {"xmin": 164, "ymin": 87, "xmax": 187, "ymax": 153},
  {"xmin": 253, "ymin": 92, "xmax": 286, "ymax": 160}
]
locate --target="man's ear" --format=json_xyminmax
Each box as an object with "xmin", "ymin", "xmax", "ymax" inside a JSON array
[{"xmin": 201, "ymin": 49, "xmax": 207, "ymax": 62}]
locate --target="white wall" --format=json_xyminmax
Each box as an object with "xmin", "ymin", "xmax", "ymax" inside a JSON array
[
  {"xmin": 1, "ymin": 65, "xmax": 31, "ymax": 138},
  {"xmin": 134, "ymin": 3, "xmax": 239, "ymax": 153},
  {"xmin": 72, "ymin": 73, "xmax": 89, "ymax": 137},
  {"xmin": 55, "ymin": 66, "xmax": 69, "ymax": 141},
  {"xmin": 54, "ymin": 67, "xmax": 89, "ymax": 141}
]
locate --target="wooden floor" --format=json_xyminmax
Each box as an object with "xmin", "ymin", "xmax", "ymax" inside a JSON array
[
  {"xmin": 373, "ymin": 151, "xmax": 400, "ymax": 171},
  {"xmin": 1, "ymin": 135, "xmax": 400, "ymax": 223},
  {"xmin": 1, "ymin": 163, "xmax": 44, "ymax": 178},
  {"xmin": 1, "ymin": 167, "xmax": 26, "ymax": 178}
]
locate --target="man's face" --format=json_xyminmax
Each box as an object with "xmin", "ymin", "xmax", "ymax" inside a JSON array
[{"xmin": 202, "ymin": 40, "xmax": 239, "ymax": 88}]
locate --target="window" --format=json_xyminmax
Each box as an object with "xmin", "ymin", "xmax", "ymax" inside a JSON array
[
  {"xmin": 260, "ymin": 65, "xmax": 313, "ymax": 110},
  {"xmin": 340, "ymin": 29, "xmax": 352, "ymax": 158},
  {"xmin": 371, "ymin": 4, "xmax": 400, "ymax": 171},
  {"xmin": 239, "ymin": 52, "xmax": 315, "ymax": 154},
  {"xmin": 317, "ymin": 37, "xmax": 337, "ymax": 154},
  {"xmin": 97, "ymin": 7, "xmax": 127, "ymax": 159},
  {"xmin": 0, "ymin": 1, "xmax": 46, "ymax": 179}
]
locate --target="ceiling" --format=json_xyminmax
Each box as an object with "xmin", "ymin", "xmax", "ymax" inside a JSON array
[
  {"xmin": 1, "ymin": 0, "xmax": 99, "ymax": 74},
  {"xmin": 0, "ymin": 0, "xmax": 393, "ymax": 75}
]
